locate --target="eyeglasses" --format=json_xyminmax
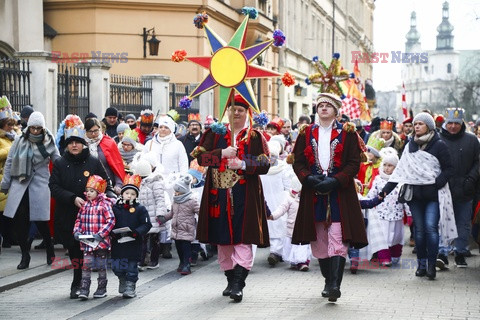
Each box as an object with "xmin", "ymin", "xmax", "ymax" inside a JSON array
[
  {"xmin": 86, "ymin": 129, "xmax": 100, "ymax": 134},
  {"xmin": 29, "ymin": 126, "xmax": 43, "ymax": 132}
]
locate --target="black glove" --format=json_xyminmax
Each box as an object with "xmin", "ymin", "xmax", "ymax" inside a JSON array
[
  {"xmin": 314, "ymin": 177, "xmax": 339, "ymax": 194},
  {"xmin": 110, "ymin": 232, "xmax": 120, "ymax": 240},
  {"xmin": 305, "ymin": 174, "xmax": 325, "ymax": 188},
  {"xmin": 126, "ymin": 231, "xmax": 138, "ymax": 238}
]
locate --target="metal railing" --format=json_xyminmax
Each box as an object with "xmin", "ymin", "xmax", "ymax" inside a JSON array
[
  {"xmin": 110, "ymin": 75, "xmax": 152, "ymax": 117},
  {"xmin": 0, "ymin": 59, "xmax": 31, "ymax": 112},
  {"xmin": 57, "ymin": 64, "xmax": 90, "ymax": 124}
]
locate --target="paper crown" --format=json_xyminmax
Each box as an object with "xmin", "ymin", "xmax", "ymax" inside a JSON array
[
  {"xmin": 267, "ymin": 117, "xmax": 285, "ymax": 132},
  {"xmin": 122, "ymin": 174, "xmax": 142, "ymax": 189},
  {"xmin": 380, "ymin": 120, "xmax": 394, "ymax": 131},
  {"xmin": 166, "ymin": 109, "xmax": 180, "ymax": 123},
  {"xmin": 86, "ymin": 175, "xmax": 107, "ymax": 194},
  {"xmin": 445, "ymin": 108, "xmax": 464, "ymax": 123},
  {"xmin": 366, "ymin": 136, "xmax": 385, "ymax": 158},
  {"xmin": 140, "ymin": 109, "xmax": 154, "ymax": 124},
  {"xmin": 64, "ymin": 114, "xmax": 86, "ymax": 141},
  {"xmin": 0, "ymin": 96, "xmax": 14, "ymax": 120},
  {"xmin": 188, "ymin": 113, "xmax": 201, "ymax": 122},
  {"xmin": 123, "ymin": 128, "xmax": 139, "ymax": 142}
]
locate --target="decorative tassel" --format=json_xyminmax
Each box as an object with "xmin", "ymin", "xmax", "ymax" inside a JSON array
[
  {"xmin": 193, "ymin": 11, "xmax": 209, "ymax": 29},
  {"xmin": 272, "ymin": 29, "xmax": 286, "ymax": 47},
  {"xmin": 281, "ymin": 72, "xmax": 295, "ymax": 87},
  {"xmin": 179, "ymin": 96, "xmax": 192, "ymax": 109},
  {"xmin": 171, "ymin": 50, "xmax": 187, "ymax": 62},
  {"xmin": 241, "ymin": 7, "xmax": 258, "ymax": 19}
]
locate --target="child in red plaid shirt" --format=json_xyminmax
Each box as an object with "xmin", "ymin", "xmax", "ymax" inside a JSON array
[{"xmin": 73, "ymin": 175, "xmax": 116, "ymax": 300}]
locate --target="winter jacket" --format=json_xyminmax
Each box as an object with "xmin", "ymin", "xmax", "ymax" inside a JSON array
[
  {"xmin": 164, "ymin": 197, "xmax": 199, "ymax": 242},
  {"xmin": 49, "ymin": 148, "xmax": 109, "ymax": 247},
  {"xmin": 137, "ymin": 172, "xmax": 167, "ymax": 234},
  {"xmin": 111, "ymin": 202, "xmax": 151, "ymax": 261},
  {"xmin": 143, "ymin": 133, "xmax": 189, "ymax": 175},
  {"xmin": 73, "ymin": 193, "xmax": 116, "ymax": 252},
  {"xmin": 102, "ymin": 118, "xmax": 118, "ymax": 139},
  {"xmin": 440, "ymin": 124, "xmax": 480, "ymax": 202},
  {"xmin": 181, "ymin": 133, "xmax": 202, "ymax": 165},
  {"xmin": 271, "ymin": 193, "xmax": 299, "ymax": 238},
  {"xmin": 2, "ymin": 132, "xmax": 60, "ymax": 221},
  {"xmin": 0, "ymin": 129, "xmax": 14, "ymax": 211}
]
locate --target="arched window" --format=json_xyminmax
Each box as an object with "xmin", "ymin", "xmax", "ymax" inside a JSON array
[{"xmin": 447, "ymin": 63, "xmax": 452, "ymax": 73}]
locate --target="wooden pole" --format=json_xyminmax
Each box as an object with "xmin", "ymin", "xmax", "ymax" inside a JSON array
[{"xmin": 230, "ymin": 92, "xmax": 235, "ymax": 147}]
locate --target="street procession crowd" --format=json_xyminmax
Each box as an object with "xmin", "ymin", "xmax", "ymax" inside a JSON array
[{"xmin": 0, "ymin": 91, "xmax": 479, "ymax": 304}]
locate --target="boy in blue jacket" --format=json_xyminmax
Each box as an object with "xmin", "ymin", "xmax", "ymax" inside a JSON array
[{"xmin": 111, "ymin": 174, "xmax": 152, "ymax": 298}]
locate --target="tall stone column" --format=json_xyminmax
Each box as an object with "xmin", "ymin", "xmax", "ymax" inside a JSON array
[
  {"xmin": 78, "ymin": 62, "xmax": 112, "ymax": 120},
  {"xmin": 14, "ymin": 51, "xmax": 58, "ymax": 131},
  {"xmin": 141, "ymin": 74, "xmax": 170, "ymax": 115}
]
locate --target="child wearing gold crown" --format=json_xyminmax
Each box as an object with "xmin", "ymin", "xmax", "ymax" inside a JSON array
[
  {"xmin": 110, "ymin": 174, "xmax": 151, "ymax": 298},
  {"xmin": 73, "ymin": 175, "xmax": 116, "ymax": 300}
]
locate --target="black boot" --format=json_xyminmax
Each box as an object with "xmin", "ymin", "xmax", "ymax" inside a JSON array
[
  {"xmin": 318, "ymin": 258, "xmax": 331, "ymax": 298},
  {"xmin": 426, "ymin": 262, "xmax": 436, "ymax": 280},
  {"xmin": 415, "ymin": 259, "xmax": 427, "ymax": 277},
  {"xmin": 161, "ymin": 243, "xmax": 172, "ymax": 259},
  {"xmin": 222, "ymin": 269, "xmax": 234, "ymax": 296},
  {"xmin": 45, "ymin": 238, "xmax": 55, "ymax": 265},
  {"xmin": 328, "ymin": 256, "xmax": 345, "ymax": 302},
  {"xmin": 17, "ymin": 242, "xmax": 31, "ymax": 270},
  {"xmin": 230, "ymin": 264, "xmax": 249, "ymax": 302}
]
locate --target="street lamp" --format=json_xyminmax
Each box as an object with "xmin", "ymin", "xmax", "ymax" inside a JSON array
[{"xmin": 142, "ymin": 27, "xmax": 161, "ymax": 58}]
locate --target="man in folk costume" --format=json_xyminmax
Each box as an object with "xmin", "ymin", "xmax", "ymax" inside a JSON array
[
  {"xmin": 192, "ymin": 94, "xmax": 270, "ymax": 303},
  {"xmin": 291, "ymin": 92, "xmax": 368, "ymax": 302}
]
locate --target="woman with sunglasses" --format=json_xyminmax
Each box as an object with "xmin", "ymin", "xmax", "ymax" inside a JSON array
[{"xmin": 1, "ymin": 112, "xmax": 60, "ymax": 269}]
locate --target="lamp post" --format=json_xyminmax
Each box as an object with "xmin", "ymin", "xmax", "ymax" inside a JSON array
[{"xmin": 142, "ymin": 27, "xmax": 160, "ymax": 58}]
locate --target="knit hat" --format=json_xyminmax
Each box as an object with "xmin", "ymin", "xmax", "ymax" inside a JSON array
[
  {"xmin": 315, "ymin": 93, "xmax": 342, "ymax": 113},
  {"xmin": 173, "ymin": 174, "xmax": 192, "ymax": 194},
  {"xmin": 117, "ymin": 122, "xmax": 129, "ymax": 134},
  {"xmin": 204, "ymin": 115, "xmax": 215, "ymax": 127},
  {"xmin": 104, "ymin": 107, "xmax": 118, "ymax": 117},
  {"xmin": 445, "ymin": 108, "xmax": 464, "ymax": 124},
  {"xmin": 20, "ymin": 105, "xmax": 34, "ymax": 119},
  {"xmin": 125, "ymin": 114, "xmax": 136, "ymax": 122},
  {"xmin": 121, "ymin": 174, "xmax": 142, "ymax": 196},
  {"xmin": 270, "ymin": 134, "xmax": 286, "ymax": 154},
  {"xmin": 156, "ymin": 115, "xmax": 176, "ymax": 133},
  {"xmin": 267, "ymin": 140, "xmax": 282, "ymax": 158},
  {"xmin": 133, "ymin": 159, "xmax": 152, "ymax": 177},
  {"xmin": 188, "ymin": 168, "xmax": 203, "ymax": 184},
  {"xmin": 27, "ymin": 111, "xmax": 45, "ymax": 128},
  {"xmin": 380, "ymin": 147, "xmax": 399, "ymax": 167},
  {"xmin": 413, "ymin": 112, "xmax": 435, "ymax": 131},
  {"xmin": 84, "ymin": 112, "xmax": 97, "ymax": 122},
  {"xmin": 267, "ymin": 117, "xmax": 285, "ymax": 132},
  {"xmin": 121, "ymin": 128, "xmax": 138, "ymax": 147}
]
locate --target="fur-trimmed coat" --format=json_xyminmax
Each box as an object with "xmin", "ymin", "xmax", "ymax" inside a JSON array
[
  {"xmin": 291, "ymin": 121, "xmax": 368, "ymax": 249},
  {"xmin": 194, "ymin": 127, "xmax": 271, "ymax": 247}
]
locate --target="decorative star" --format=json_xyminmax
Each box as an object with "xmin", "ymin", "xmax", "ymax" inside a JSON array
[
  {"xmin": 307, "ymin": 54, "xmax": 350, "ymax": 97},
  {"xmin": 184, "ymin": 15, "xmax": 280, "ymax": 116}
]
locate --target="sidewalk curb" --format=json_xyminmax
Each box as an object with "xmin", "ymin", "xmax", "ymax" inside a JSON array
[{"xmin": 0, "ymin": 266, "xmax": 66, "ymax": 293}]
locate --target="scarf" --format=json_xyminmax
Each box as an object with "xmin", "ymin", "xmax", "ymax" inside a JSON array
[
  {"xmin": 10, "ymin": 128, "xmax": 57, "ymax": 182},
  {"xmin": 379, "ymin": 166, "xmax": 392, "ymax": 180},
  {"xmin": 413, "ymin": 131, "xmax": 435, "ymax": 150},
  {"xmin": 85, "ymin": 132, "xmax": 103, "ymax": 158},
  {"xmin": 383, "ymin": 135, "xmax": 394, "ymax": 148},
  {"xmin": 173, "ymin": 191, "xmax": 192, "ymax": 204},
  {"xmin": 266, "ymin": 158, "xmax": 287, "ymax": 175},
  {"xmin": 152, "ymin": 132, "xmax": 175, "ymax": 155},
  {"xmin": 119, "ymin": 147, "xmax": 138, "ymax": 164},
  {"xmin": 389, "ymin": 143, "xmax": 457, "ymax": 246}
]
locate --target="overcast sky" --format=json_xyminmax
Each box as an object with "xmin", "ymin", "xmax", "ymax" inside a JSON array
[{"xmin": 372, "ymin": 0, "xmax": 480, "ymax": 91}]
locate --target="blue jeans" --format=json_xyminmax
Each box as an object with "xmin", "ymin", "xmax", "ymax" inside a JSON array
[
  {"xmin": 112, "ymin": 259, "xmax": 139, "ymax": 283},
  {"xmin": 409, "ymin": 200, "xmax": 440, "ymax": 267},
  {"xmin": 439, "ymin": 200, "xmax": 472, "ymax": 255}
]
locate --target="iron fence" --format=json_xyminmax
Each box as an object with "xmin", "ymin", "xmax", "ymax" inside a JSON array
[
  {"xmin": 169, "ymin": 83, "xmax": 199, "ymax": 123},
  {"xmin": 0, "ymin": 59, "xmax": 31, "ymax": 112},
  {"xmin": 57, "ymin": 64, "xmax": 90, "ymax": 125},
  {"xmin": 110, "ymin": 75, "xmax": 152, "ymax": 117}
]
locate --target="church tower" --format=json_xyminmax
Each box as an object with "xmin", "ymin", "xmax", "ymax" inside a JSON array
[{"xmin": 436, "ymin": 1, "xmax": 454, "ymax": 50}]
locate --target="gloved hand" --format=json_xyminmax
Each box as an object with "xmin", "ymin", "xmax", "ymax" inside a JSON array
[
  {"xmin": 126, "ymin": 231, "xmax": 138, "ymax": 238},
  {"xmin": 110, "ymin": 232, "xmax": 120, "ymax": 240},
  {"xmin": 1, "ymin": 189, "xmax": 8, "ymax": 195},
  {"xmin": 73, "ymin": 232, "xmax": 82, "ymax": 241},
  {"xmin": 305, "ymin": 174, "xmax": 325, "ymax": 188},
  {"xmin": 314, "ymin": 177, "xmax": 339, "ymax": 194},
  {"xmin": 93, "ymin": 233, "xmax": 103, "ymax": 242},
  {"xmin": 156, "ymin": 216, "xmax": 168, "ymax": 225}
]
